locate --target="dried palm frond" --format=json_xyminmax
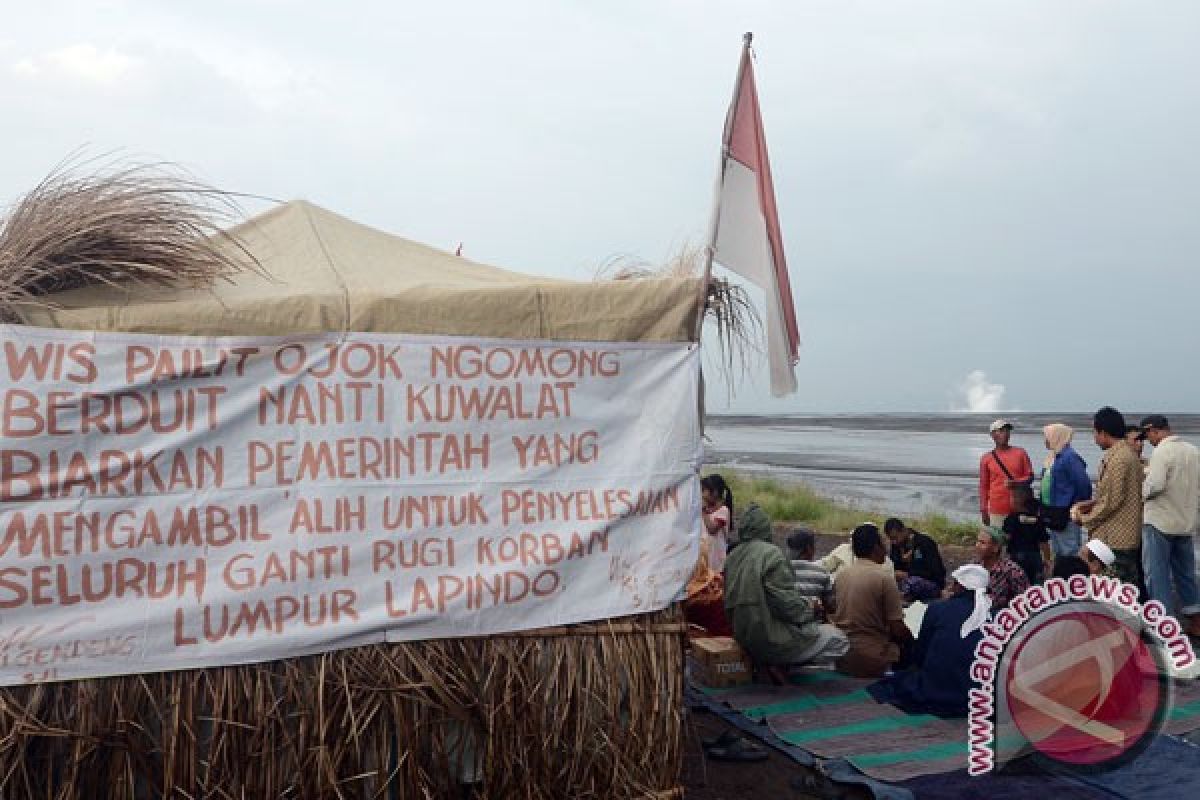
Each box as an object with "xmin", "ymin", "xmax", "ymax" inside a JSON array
[
  {"xmin": 704, "ymin": 273, "xmax": 762, "ymax": 388},
  {"xmin": 597, "ymin": 247, "xmax": 762, "ymax": 392},
  {"xmin": 0, "ymin": 156, "xmax": 257, "ymax": 320},
  {"xmin": 595, "ymin": 247, "xmax": 699, "ymax": 282}
]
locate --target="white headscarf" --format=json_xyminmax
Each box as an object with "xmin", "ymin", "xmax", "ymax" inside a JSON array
[{"xmin": 953, "ymin": 565, "xmax": 991, "ymax": 638}]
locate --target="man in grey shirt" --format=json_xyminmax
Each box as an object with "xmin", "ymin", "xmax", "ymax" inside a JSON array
[
  {"xmin": 1139, "ymin": 415, "xmax": 1200, "ymax": 636},
  {"xmin": 788, "ymin": 528, "xmax": 834, "ymax": 610}
]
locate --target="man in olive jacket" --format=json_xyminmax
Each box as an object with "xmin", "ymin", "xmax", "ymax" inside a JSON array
[{"xmin": 724, "ymin": 504, "xmax": 849, "ymax": 670}]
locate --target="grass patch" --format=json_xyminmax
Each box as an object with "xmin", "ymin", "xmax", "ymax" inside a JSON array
[{"xmin": 715, "ymin": 471, "xmax": 978, "ymax": 546}]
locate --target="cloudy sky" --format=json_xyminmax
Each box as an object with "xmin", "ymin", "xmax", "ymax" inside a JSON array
[{"xmin": 3, "ymin": 1, "xmax": 1198, "ymax": 413}]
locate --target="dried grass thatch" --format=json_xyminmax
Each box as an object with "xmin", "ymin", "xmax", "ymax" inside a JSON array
[
  {"xmin": 0, "ymin": 158, "xmax": 256, "ymax": 321},
  {"xmin": 0, "ymin": 609, "xmax": 685, "ymax": 799},
  {"xmin": 0, "ymin": 159, "xmax": 690, "ymax": 798},
  {"xmin": 598, "ymin": 248, "xmax": 762, "ymax": 391}
]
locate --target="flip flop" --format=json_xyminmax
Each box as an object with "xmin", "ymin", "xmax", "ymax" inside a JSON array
[
  {"xmin": 706, "ymin": 738, "xmax": 768, "ymax": 762},
  {"xmin": 701, "ymin": 729, "xmax": 740, "ymax": 749}
]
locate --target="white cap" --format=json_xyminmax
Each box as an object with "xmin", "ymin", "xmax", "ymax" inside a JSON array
[
  {"xmin": 1085, "ymin": 539, "xmax": 1116, "ymax": 566},
  {"xmin": 990, "ymin": 419, "xmax": 1014, "ymax": 433}
]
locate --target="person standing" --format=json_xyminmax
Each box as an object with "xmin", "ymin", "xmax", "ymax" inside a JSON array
[
  {"xmin": 1138, "ymin": 415, "xmax": 1200, "ymax": 636},
  {"xmin": 700, "ymin": 474, "xmax": 734, "ymax": 572},
  {"xmin": 979, "ymin": 420, "xmax": 1034, "ymax": 527},
  {"xmin": 1040, "ymin": 423, "xmax": 1092, "ymax": 558},
  {"xmin": 1072, "ymin": 407, "xmax": 1144, "ymax": 587},
  {"xmin": 1126, "ymin": 425, "xmax": 1149, "ymax": 465},
  {"xmin": 883, "ymin": 518, "xmax": 946, "ymax": 602},
  {"xmin": 1002, "ymin": 484, "xmax": 1053, "ymax": 584}
]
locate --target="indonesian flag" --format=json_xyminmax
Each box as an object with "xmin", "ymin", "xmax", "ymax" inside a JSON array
[{"xmin": 710, "ymin": 38, "xmax": 800, "ymax": 396}]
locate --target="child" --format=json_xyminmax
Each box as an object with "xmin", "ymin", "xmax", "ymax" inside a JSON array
[
  {"xmin": 1002, "ymin": 483, "xmax": 1053, "ymax": 584},
  {"xmin": 700, "ymin": 474, "xmax": 734, "ymax": 572}
]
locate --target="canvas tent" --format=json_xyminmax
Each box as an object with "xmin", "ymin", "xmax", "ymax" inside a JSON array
[
  {"xmin": 4, "ymin": 199, "xmax": 699, "ymax": 800},
  {"xmin": 20, "ymin": 199, "xmax": 702, "ymax": 342}
]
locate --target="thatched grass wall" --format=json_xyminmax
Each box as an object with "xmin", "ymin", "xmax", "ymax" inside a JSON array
[
  {"xmin": 0, "ymin": 609, "xmax": 686, "ymax": 799},
  {"xmin": 0, "ymin": 161, "xmax": 696, "ymax": 799}
]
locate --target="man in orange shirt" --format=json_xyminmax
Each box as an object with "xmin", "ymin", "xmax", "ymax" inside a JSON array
[{"xmin": 979, "ymin": 419, "xmax": 1034, "ymax": 527}]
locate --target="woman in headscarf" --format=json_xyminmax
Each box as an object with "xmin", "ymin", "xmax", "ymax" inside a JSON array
[
  {"xmin": 868, "ymin": 565, "xmax": 991, "ymax": 717},
  {"xmin": 1040, "ymin": 423, "xmax": 1092, "ymax": 558},
  {"xmin": 976, "ymin": 527, "xmax": 1030, "ymax": 611}
]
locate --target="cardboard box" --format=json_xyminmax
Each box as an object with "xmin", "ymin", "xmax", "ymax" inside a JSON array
[{"xmin": 692, "ymin": 637, "xmax": 752, "ymax": 688}]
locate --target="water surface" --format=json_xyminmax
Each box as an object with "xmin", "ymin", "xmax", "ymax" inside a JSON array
[{"xmin": 705, "ymin": 412, "xmax": 1200, "ymax": 520}]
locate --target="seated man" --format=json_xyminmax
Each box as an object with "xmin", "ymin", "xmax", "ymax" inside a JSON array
[
  {"xmin": 831, "ymin": 524, "xmax": 914, "ymax": 679},
  {"xmin": 787, "ymin": 528, "xmax": 833, "ymax": 609},
  {"xmin": 1084, "ymin": 539, "xmax": 1118, "ymax": 578},
  {"xmin": 883, "ymin": 518, "xmax": 946, "ymax": 602},
  {"xmin": 869, "ymin": 565, "xmax": 991, "ymax": 717},
  {"xmin": 724, "ymin": 505, "xmax": 849, "ymax": 681},
  {"xmin": 821, "ymin": 525, "xmax": 895, "ymax": 581}
]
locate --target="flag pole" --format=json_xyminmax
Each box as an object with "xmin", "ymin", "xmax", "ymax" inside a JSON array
[
  {"xmin": 695, "ymin": 31, "xmax": 754, "ymax": 342},
  {"xmin": 694, "ymin": 32, "xmax": 754, "ymax": 439}
]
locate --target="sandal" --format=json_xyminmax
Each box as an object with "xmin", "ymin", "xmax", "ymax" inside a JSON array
[
  {"xmin": 706, "ymin": 737, "xmax": 768, "ymax": 762},
  {"xmin": 701, "ymin": 729, "xmax": 740, "ymax": 749}
]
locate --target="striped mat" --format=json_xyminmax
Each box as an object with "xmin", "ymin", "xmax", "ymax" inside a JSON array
[{"xmin": 703, "ymin": 671, "xmax": 1200, "ymax": 783}]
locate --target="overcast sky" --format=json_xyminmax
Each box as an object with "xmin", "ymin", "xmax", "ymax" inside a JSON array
[{"xmin": 3, "ymin": 1, "xmax": 1198, "ymax": 413}]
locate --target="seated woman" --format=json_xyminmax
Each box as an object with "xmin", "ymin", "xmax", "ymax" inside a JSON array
[
  {"xmin": 976, "ymin": 527, "xmax": 1030, "ymax": 610},
  {"xmin": 868, "ymin": 565, "xmax": 991, "ymax": 717}
]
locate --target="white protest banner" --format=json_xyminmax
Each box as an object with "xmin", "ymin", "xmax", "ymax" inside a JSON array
[{"xmin": 0, "ymin": 326, "xmax": 701, "ymax": 686}]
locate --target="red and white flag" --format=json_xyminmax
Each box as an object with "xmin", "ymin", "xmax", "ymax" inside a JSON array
[{"xmin": 709, "ymin": 35, "xmax": 800, "ymax": 396}]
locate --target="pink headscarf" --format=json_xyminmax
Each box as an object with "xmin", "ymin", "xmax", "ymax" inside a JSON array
[{"xmin": 1043, "ymin": 423, "xmax": 1073, "ymax": 468}]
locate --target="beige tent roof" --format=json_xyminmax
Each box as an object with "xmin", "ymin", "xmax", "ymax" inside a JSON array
[{"xmin": 19, "ymin": 200, "xmax": 701, "ymax": 342}]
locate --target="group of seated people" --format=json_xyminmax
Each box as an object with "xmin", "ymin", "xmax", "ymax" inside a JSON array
[{"xmin": 685, "ymin": 476, "xmax": 1121, "ymax": 718}]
